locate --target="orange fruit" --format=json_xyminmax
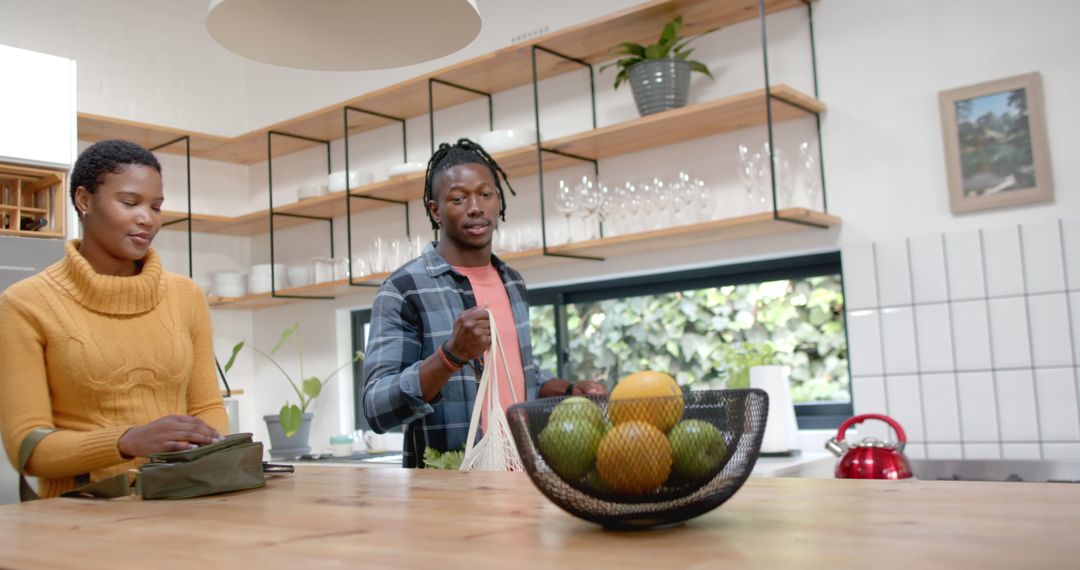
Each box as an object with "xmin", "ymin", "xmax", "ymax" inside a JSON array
[
  {"xmin": 596, "ymin": 421, "xmax": 672, "ymax": 496},
  {"xmin": 608, "ymin": 370, "xmax": 684, "ymax": 433}
]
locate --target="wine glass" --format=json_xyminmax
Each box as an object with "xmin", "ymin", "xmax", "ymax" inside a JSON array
[
  {"xmin": 554, "ymin": 179, "xmax": 577, "ymax": 244},
  {"xmin": 799, "ymin": 140, "xmax": 820, "ymax": 208},
  {"xmin": 575, "ymin": 175, "xmax": 599, "ymax": 240}
]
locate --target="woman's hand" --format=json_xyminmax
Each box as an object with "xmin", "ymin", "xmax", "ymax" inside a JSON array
[{"xmin": 117, "ymin": 415, "xmax": 221, "ymax": 458}]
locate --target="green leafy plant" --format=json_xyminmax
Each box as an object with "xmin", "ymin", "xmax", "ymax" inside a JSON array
[
  {"xmin": 598, "ymin": 15, "xmax": 717, "ymax": 90},
  {"xmin": 229, "ymin": 324, "xmax": 363, "ymax": 438},
  {"xmin": 423, "ymin": 447, "xmax": 465, "ymax": 470},
  {"xmin": 721, "ymin": 342, "xmax": 777, "ymax": 390}
]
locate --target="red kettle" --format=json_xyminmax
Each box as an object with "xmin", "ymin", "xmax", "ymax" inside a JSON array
[{"xmin": 825, "ymin": 414, "xmax": 912, "ymax": 480}]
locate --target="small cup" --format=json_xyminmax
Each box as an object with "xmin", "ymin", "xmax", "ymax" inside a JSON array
[{"xmin": 330, "ymin": 435, "xmax": 353, "ymax": 458}]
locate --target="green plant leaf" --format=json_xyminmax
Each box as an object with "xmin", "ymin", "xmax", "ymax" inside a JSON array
[
  {"xmin": 423, "ymin": 447, "xmax": 465, "ymax": 470},
  {"xmin": 302, "ymin": 376, "xmax": 322, "ymax": 399},
  {"xmin": 673, "ymin": 47, "xmax": 694, "ymax": 61},
  {"xmin": 644, "ymin": 44, "xmax": 666, "ymax": 60},
  {"xmin": 689, "ymin": 60, "xmax": 714, "ymax": 80},
  {"xmin": 659, "ymin": 15, "xmax": 682, "ymax": 47},
  {"xmin": 279, "ymin": 404, "xmax": 302, "ymax": 438},
  {"xmin": 615, "ymin": 42, "xmax": 646, "ymax": 57},
  {"xmin": 272, "ymin": 324, "xmax": 299, "ymax": 355},
  {"xmin": 223, "ymin": 340, "xmax": 244, "ymax": 374}
]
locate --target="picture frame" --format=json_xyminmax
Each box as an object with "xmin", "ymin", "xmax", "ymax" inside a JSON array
[{"xmin": 938, "ymin": 72, "xmax": 1053, "ymax": 214}]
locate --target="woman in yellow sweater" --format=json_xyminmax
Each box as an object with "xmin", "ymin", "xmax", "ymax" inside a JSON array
[{"xmin": 0, "ymin": 140, "xmax": 228, "ymax": 498}]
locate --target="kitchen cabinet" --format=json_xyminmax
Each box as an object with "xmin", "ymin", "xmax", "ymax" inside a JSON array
[
  {"xmin": 1, "ymin": 466, "xmax": 1078, "ymax": 567},
  {"xmin": 0, "ymin": 163, "xmax": 67, "ymax": 239},
  {"xmin": 0, "ymin": 45, "xmax": 76, "ymax": 169},
  {"xmin": 77, "ymin": 0, "xmax": 835, "ymax": 310}
]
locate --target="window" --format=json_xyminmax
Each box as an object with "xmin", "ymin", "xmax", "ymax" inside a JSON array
[
  {"xmin": 354, "ymin": 252, "xmax": 851, "ymax": 430},
  {"xmin": 529, "ymin": 252, "xmax": 850, "ymax": 428}
]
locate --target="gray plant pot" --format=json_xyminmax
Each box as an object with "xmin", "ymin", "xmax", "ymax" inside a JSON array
[
  {"xmin": 627, "ymin": 59, "xmax": 692, "ymax": 116},
  {"xmin": 264, "ymin": 412, "xmax": 313, "ymax": 459}
]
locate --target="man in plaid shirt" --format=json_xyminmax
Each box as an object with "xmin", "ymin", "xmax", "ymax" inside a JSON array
[{"xmin": 362, "ymin": 139, "xmax": 605, "ymax": 467}]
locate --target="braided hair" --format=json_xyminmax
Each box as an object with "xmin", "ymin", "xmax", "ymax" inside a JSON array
[{"xmin": 423, "ymin": 138, "xmax": 515, "ymax": 230}]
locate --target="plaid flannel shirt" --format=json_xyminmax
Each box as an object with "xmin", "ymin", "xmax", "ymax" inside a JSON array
[{"xmin": 362, "ymin": 243, "xmax": 555, "ymax": 467}]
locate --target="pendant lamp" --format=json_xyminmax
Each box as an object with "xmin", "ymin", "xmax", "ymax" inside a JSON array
[{"xmin": 207, "ymin": 0, "xmax": 481, "ymax": 71}]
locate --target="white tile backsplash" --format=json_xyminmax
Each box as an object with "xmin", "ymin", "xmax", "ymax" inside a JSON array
[
  {"xmin": 925, "ymin": 443, "xmax": 963, "ymax": 459},
  {"xmin": 920, "ymin": 373, "xmax": 961, "ymax": 442},
  {"xmin": 1020, "ymin": 222, "xmax": 1066, "ymax": 294},
  {"xmin": 956, "ymin": 372, "xmax": 999, "ymax": 442},
  {"xmin": 981, "ymin": 225, "xmax": 1025, "ymax": 297},
  {"xmin": 1001, "ymin": 443, "xmax": 1041, "ymax": 460},
  {"xmin": 915, "ymin": 304, "xmax": 954, "ymax": 372},
  {"xmin": 847, "ymin": 218, "xmax": 1079, "ymax": 453},
  {"xmin": 885, "ymin": 374, "xmax": 924, "ymax": 441},
  {"xmin": 987, "ymin": 297, "xmax": 1032, "ymax": 369},
  {"xmin": 944, "ymin": 229, "xmax": 986, "ymax": 300},
  {"xmin": 1061, "ymin": 217, "xmax": 1080, "ymax": 289},
  {"xmin": 1071, "ymin": 293, "xmax": 1080, "ymax": 364},
  {"xmin": 881, "ymin": 307, "xmax": 918, "ymax": 375},
  {"xmin": 851, "ymin": 376, "xmax": 889, "ymax": 441},
  {"xmin": 1035, "ymin": 368, "xmax": 1080, "ymax": 441},
  {"xmin": 951, "ymin": 300, "xmax": 993, "ymax": 371},
  {"xmin": 1027, "ymin": 294, "xmax": 1074, "ymax": 367},
  {"xmin": 1042, "ymin": 443, "xmax": 1080, "ymax": 460},
  {"xmin": 963, "ymin": 443, "xmax": 1002, "ymax": 459},
  {"xmin": 874, "ymin": 239, "xmax": 912, "ymax": 306},
  {"xmin": 904, "ymin": 443, "xmax": 927, "ymax": 460},
  {"xmin": 841, "ymin": 242, "xmax": 878, "ymax": 310},
  {"xmin": 908, "ymin": 233, "xmax": 948, "ymax": 303},
  {"xmin": 847, "ymin": 310, "xmax": 883, "ymax": 377},
  {"xmin": 995, "ymin": 370, "xmax": 1039, "ymax": 442}
]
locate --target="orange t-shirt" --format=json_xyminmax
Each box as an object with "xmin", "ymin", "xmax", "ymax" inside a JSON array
[{"xmin": 454, "ymin": 264, "xmax": 527, "ymax": 429}]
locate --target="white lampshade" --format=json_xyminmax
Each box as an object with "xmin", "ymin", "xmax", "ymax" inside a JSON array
[{"xmin": 207, "ymin": 0, "xmax": 481, "ymax": 71}]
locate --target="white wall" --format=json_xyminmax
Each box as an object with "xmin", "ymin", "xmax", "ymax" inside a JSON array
[{"xmin": 48, "ymin": 0, "xmax": 1080, "ymax": 456}]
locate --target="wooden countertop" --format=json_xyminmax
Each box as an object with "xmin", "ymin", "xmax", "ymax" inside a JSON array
[{"xmin": 1, "ymin": 466, "xmax": 1077, "ymax": 569}]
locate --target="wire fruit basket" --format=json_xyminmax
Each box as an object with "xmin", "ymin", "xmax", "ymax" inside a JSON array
[{"xmin": 506, "ymin": 388, "xmax": 769, "ymax": 530}]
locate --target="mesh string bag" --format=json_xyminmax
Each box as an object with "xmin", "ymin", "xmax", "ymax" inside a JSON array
[{"xmin": 460, "ymin": 309, "xmax": 524, "ymax": 472}]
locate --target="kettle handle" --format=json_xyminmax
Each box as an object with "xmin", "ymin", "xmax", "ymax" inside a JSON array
[{"xmin": 836, "ymin": 413, "xmax": 907, "ymax": 446}]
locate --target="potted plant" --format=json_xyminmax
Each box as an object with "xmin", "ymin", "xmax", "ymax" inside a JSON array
[
  {"xmin": 599, "ymin": 15, "xmax": 717, "ymax": 116},
  {"xmin": 229, "ymin": 324, "xmax": 363, "ymax": 459}
]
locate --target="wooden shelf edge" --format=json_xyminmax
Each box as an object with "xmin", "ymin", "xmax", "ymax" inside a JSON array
[{"xmin": 205, "ymin": 209, "xmax": 840, "ymax": 310}]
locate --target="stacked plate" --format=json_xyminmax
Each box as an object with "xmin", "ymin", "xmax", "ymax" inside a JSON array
[
  {"xmin": 212, "ymin": 271, "xmax": 247, "ymax": 298},
  {"xmin": 475, "ymin": 128, "xmax": 536, "ymax": 153},
  {"xmin": 248, "ymin": 264, "xmax": 287, "ymax": 294}
]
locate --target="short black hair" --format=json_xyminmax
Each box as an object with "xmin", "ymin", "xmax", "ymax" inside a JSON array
[
  {"xmin": 70, "ymin": 140, "xmax": 162, "ymax": 207},
  {"xmin": 423, "ymin": 138, "xmax": 515, "ymax": 230}
]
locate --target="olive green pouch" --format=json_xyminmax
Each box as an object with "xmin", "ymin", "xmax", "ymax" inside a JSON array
[{"xmin": 19, "ymin": 430, "xmax": 267, "ymax": 501}]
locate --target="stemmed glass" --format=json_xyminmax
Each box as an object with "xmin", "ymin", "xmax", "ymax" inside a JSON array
[
  {"xmin": 737, "ymin": 144, "xmax": 764, "ymax": 207},
  {"xmin": 554, "ymin": 179, "xmax": 577, "ymax": 244},
  {"xmin": 575, "ymin": 175, "xmax": 599, "ymax": 241},
  {"xmin": 799, "ymin": 140, "xmax": 820, "ymax": 208},
  {"xmin": 594, "ymin": 181, "xmax": 614, "ymax": 236}
]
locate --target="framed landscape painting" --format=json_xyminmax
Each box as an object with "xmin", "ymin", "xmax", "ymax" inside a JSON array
[{"xmin": 939, "ymin": 72, "xmax": 1053, "ymax": 214}]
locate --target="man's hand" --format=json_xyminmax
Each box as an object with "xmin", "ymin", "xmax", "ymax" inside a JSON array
[
  {"xmin": 117, "ymin": 415, "xmax": 221, "ymax": 458},
  {"xmin": 446, "ymin": 305, "xmax": 491, "ymax": 362},
  {"xmin": 572, "ymin": 380, "xmax": 607, "ymax": 395}
]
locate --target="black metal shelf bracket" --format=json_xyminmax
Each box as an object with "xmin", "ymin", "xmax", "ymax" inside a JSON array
[
  {"xmin": 267, "ymin": 130, "xmax": 335, "ymax": 300},
  {"xmin": 343, "ymin": 106, "xmax": 412, "ymax": 288},
  {"xmin": 149, "ymin": 136, "xmax": 192, "ymax": 278},
  {"xmin": 530, "ymin": 44, "xmax": 604, "ymax": 262},
  {"xmin": 427, "ymin": 78, "xmax": 493, "ymax": 154},
  {"xmin": 760, "ymin": 0, "xmax": 830, "ymax": 230}
]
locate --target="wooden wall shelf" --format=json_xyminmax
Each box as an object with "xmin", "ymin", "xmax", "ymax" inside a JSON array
[
  {"xmin": 160, "ymin": 85, "xmax": 823, "ymax": 237},
  {"xmin": 205, "ymin": 208, "xmax": 839, "ymax": 309},
  {"xmin": 77, "ymin": 0, "xmax": 810, "ymax": 165}
]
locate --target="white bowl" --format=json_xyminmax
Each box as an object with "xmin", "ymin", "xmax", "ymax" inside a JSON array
[
  {"xmin": 297, "ymin": 184, "xmax": 329, "ymax": 201},
  {"xmin": 248, "ymin": 272, "xmax": 287, "ymax": 294},
  {"xmin": 328, "ymin": 170, "xmax": 373, "ymax": 192},
  {"xmin": 387, "ymin": 162, "xmax": 426, "ymax": 178},
  {"xmin": 475, "ymin": 128, "xmax": 536, "ymax": 154},
  {"xmin": 287, "ymin": 266, "xmax": 312, "ymax": 288}
]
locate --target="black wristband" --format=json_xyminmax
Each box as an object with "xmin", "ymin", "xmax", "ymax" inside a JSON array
[
  {"xmin": 564, "ymin": 382, "xmax": 575, "ymax": 396},
  {"xmin": 441, "ymin": 342, "xmax": 468, "ymax": 367}
]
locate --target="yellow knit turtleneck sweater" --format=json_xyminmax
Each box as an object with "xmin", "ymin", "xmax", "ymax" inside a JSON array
[{"xmin": 0, "ymin": 241, "xmax": 228, "ymax": 498}]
